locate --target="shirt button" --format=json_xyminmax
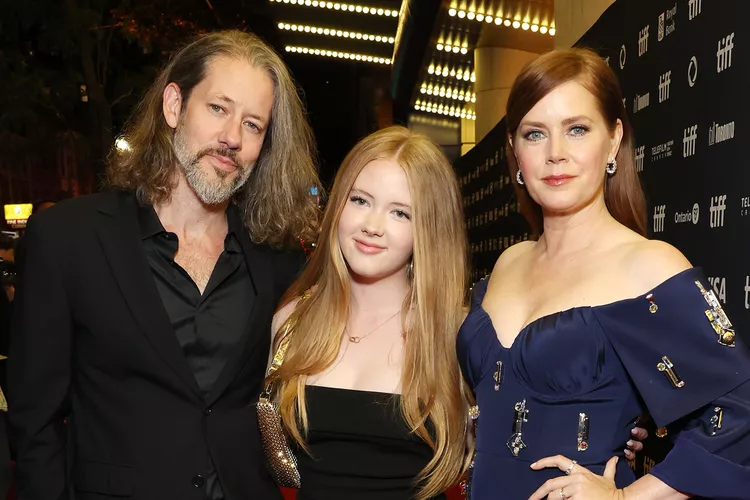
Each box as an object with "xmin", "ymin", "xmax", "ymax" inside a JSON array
[
  {"xmin": 204, "ymin": 408, "xmax": 212, "ymax": 416},
  {"xmin": 192, "ymin": 474, "xmax": 205, "ymax": 488}
]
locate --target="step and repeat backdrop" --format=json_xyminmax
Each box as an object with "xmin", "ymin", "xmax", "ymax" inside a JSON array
[{"xmin": 455, "ymin": 0, "xmax": 746, "ymax": 479}]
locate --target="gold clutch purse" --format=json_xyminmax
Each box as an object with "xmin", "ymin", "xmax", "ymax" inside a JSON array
[{"xmin": 257, "ymin": 293, "xmax": 310, "ymax": 488}]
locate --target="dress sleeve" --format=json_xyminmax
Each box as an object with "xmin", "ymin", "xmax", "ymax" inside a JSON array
[
  {"xmin": 594, "ymin": 267, "xmax": 750, "ymax": 499},
  {"xmin": 648, "ymin": 379, "xmax": 750, "ymax": 499}
]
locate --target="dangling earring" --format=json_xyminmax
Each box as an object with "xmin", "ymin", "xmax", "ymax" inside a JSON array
[
  {"xmin": 516, "ymin": 170, "xmax": 525, "ymax": 185},
  {"xmin": 606, "ymin": 159, "xmax": 618, "ymax": 175},
  {"xmin": 406, "ymin": 260, "xmax": 414, "ymax": 280}
]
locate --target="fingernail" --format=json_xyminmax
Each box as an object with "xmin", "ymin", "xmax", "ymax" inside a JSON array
[
  {"xmin": 530, "ymin": 462, "xmax": 537, "ymax": 467},
  {"xmin": 627, "ymin": 440, "xmax": 634, "ymax": 446},
  {"xmin": 631, "ymin": 428, "xmax": 638, "ymax": 435}
]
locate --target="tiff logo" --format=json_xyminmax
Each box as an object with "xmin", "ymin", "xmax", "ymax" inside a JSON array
[
  {"xmin": 745, "ymin": 276, "xmax": 749, "ymax": 310},
  {"xmin": 639, "ymin": 26, "xmax": 649, "ymax": 56},
  {"xmin": 689, "ymin": 0, "xmax": 702, "ymax": 20},
  {"xmin": 659, "ymin": 71, "xmax": 671, "ymax": 102},
  {"xmin": 682, "ymin": 125, "xmax": 698, "ymax": 157},
  {"xmin": 709, "ymin": 195, "xmax": 727, "ymax": 228},
  {"xmin": 717, "ymin": 33, "xmax": 735, "ymax": 73},
  {"xmin": 635, "ymin": 145, "xmax": 645, "ymax": 171},
  {"xmin": 653, "ymin": 205, "xmax": 666, "ymax": 233}
]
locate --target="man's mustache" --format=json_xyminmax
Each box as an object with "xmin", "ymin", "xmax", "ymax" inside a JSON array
[{"xmin": 196, "ymin": 147, "xmax": 240, "ymax": 169}]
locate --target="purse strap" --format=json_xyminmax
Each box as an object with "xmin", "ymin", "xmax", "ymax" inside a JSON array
[{"xmin": 262, "ymin": 290, "xmax": 312, "ymax": 396}]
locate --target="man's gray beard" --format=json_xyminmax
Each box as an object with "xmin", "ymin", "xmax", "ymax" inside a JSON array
[{"xmin": 173, "ymin": 125, "xmax": 254, "ymax": 205}]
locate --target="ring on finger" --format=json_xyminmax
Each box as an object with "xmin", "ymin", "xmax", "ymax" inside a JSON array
[{"xmin": 565, "ymin": 460, "xmax": 577, "ymax": 476}]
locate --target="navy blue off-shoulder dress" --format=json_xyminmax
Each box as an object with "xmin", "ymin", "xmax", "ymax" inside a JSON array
[{"xmin": 457, "ymin": 267, "xmax": 750, "ymax": 499}]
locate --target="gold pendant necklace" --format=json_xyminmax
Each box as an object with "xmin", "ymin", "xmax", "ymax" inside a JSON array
[{"xmin": 347, "ymin": 309, "xmax": 401, "ymax": 343}]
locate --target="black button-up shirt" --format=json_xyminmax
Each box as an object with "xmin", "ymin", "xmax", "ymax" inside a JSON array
[{"xmin": 139, "ymin": 203, "xmax": 254, "ymax": 500}]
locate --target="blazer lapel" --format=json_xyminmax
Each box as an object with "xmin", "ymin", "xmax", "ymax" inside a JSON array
[
  {"xmin": 206, "ymin": 231, "xmax": 273, "ymax": 407},
  {"xmin": 95, "ymin": 193, "xmax": 204, "ymax": 402}
]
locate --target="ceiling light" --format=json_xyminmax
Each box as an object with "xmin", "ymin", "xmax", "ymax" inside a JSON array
[
  {"xmin": 285, "ymin": 46, "xmax": 391, "ymax": 64},
  {"xmin": 278, "ymin": 23, "xmax": 394, "ymax": 43},
  {"xmin": 271, "ymin": 0, "xmax": 396, "ymax": 17}
]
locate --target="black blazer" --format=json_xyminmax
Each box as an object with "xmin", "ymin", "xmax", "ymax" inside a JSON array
[{"xmin": 8, "ymin": 191, "xmax": 302, "ymax": 500}]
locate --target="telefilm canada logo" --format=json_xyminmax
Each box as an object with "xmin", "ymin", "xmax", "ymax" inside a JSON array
[
  {"xmin": 741, "ymin": 195, "xmax": 749, "ymax": 217},
  {"xmin": 651, "ymin": 139, "xmax": 674, "ymax": 162}
]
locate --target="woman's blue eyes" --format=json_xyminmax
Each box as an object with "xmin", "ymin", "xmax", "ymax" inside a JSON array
[{"xmin": 349, "ymin": 196, "xmax": 411, "ymax": 219}]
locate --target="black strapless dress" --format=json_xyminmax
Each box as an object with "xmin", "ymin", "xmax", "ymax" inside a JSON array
[{"xmin": 295, "ymin": 385, "xmax": 446, "ymax": 500}]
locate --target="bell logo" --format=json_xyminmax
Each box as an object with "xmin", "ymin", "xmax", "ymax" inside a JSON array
[
  {"xmin": 717, "ymin": 33, "xmax": 735, "ymax": 73},
  {"xmin": 709, "ymin": 195, "xmax": 727, "ymax": 228},
  {"xmin": 689, "ymin": 0, "xmax": 702, "ymax": 20},
  {"xmin": 692, "ymin": 203, "xmax": 700, "ymax": 224},
  {"xmin": 682, "ymin": 125, "xmax": 698, "ymax": 157},
  {"xmin": 653, "ymin": 205, "xmax": 666, "ymax": 233},
  {"xmin": 688, "ymin": 56, "xmax": 698, "ymax": 87},
  {"xmin": 639, "ymin": 26, "xmax": 649, "ymax": 56},
  {"xmin": 658, "ymin": 71, "xmax": 671, "ymax": 102}
]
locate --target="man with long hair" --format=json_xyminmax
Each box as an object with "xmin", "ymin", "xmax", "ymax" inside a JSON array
[{"xmin": 8, "ymin": 30, "xmax": 320, "ymax": 500}]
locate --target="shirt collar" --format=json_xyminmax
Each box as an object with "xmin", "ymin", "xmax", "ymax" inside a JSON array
[{"xmin": 138, "ymin": 202, "xmax": 244, "ymax": 253}]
